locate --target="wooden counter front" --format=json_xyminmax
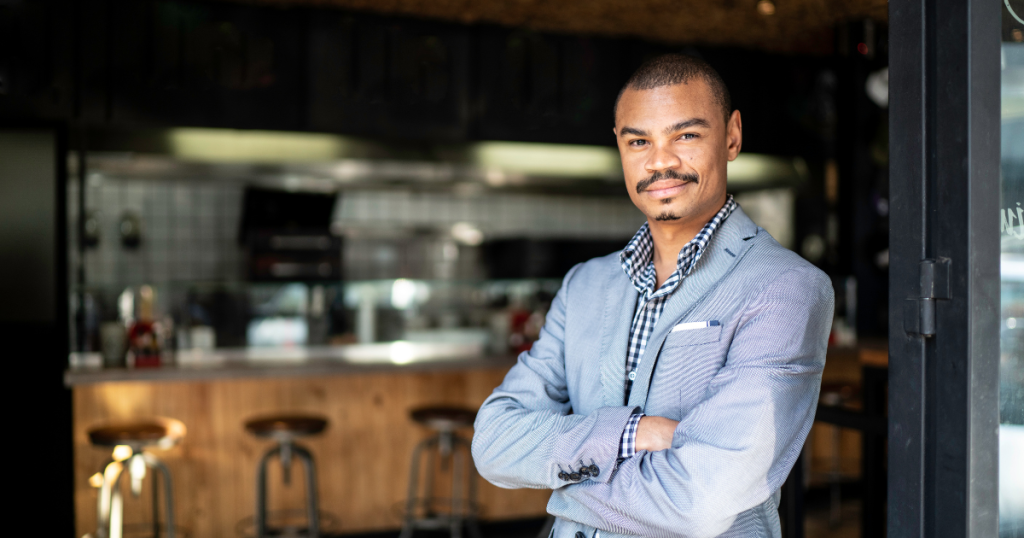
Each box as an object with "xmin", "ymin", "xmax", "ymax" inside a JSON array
[{"xmin": 73, "ymin": 365, "xmax": 550, "ymax": 537}]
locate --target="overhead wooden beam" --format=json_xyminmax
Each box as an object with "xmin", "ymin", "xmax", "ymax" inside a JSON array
[{"xmin": 213, "ymin": 0, "xmax": 888, "ymax": 54}]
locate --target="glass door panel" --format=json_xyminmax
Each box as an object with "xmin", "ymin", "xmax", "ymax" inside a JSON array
[{"xmin": 999, "ymin": 4, "xmax": 1024, "ymax": 535}]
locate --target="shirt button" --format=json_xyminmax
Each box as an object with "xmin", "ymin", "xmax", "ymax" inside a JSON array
[
  {"xmin": 576, "ymin": 532, "xmax": 586, "ymax": 538},
  {"xmin": 628, "ymin": 371, "xmax": 637, "ymax": 380}
]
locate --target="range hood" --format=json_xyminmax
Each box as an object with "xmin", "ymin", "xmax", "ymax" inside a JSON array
[{"xmin": 73, "ymin": 128, "xmax": 809, "ymax": 196}]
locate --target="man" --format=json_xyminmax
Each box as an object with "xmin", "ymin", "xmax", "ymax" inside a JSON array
[{"xmin": 471, "ymin": 54, "xmax": 833, "ymax": 538}]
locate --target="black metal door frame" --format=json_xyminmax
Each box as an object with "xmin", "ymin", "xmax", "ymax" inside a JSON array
[{"xmin": 889, "ymin": 0, "xmax": 1002, "ymax": 536}]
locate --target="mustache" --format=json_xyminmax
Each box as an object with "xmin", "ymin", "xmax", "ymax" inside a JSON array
[{"xmin": 635, "ymin": 170, "xmax": 699, "ymax": 195}]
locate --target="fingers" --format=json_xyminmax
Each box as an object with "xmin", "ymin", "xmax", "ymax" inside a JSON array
[{"xmin": 637, "ymin": 416, "xmax": 680, "ymax": 452}]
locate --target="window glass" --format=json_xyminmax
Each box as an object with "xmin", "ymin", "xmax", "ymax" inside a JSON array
[{"xmin": 998, "ymin": 4, "xmax": 1024, "ymax": 535}]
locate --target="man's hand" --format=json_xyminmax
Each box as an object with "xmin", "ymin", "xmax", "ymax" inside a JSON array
[{"xmin": 635, "ymin": 416, "xmax": 680, "ymax": 452}]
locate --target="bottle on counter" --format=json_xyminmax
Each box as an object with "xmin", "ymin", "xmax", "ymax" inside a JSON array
[
  {"xmin": 127, "ymin": 285, "xmax": 162, "ymax": 368},
  {"xmin": 99, "ymin": 320, "xmax": 127, "ymax": 368}
]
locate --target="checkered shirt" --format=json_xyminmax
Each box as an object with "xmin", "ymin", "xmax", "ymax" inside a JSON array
[{"xmin": 617, "ymin": 195, "xmax": 737, "ymax": 459}]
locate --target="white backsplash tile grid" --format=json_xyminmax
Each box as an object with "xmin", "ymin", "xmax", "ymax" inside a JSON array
[
  {"xmin": 70, "ymin": 180, "xmax": 646, "ymax": 289},
  {"xmin": 333, "ymin": 190, "xmax": 645, "ymax": 240},
  {"xmin": 72, "ymin": 178, "xmax": 245, "ymax": 289}
]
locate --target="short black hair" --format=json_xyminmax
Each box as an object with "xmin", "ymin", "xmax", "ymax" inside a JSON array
[{"xmin": 614, "ymin": 53, "xmax": 733, "ymax": 124}]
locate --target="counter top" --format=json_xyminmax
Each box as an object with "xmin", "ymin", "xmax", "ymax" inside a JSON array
[{"xmin": 65, "ymin": 343, "xmax": 518, "ymax": 386}]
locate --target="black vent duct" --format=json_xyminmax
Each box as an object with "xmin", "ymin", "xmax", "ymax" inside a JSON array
[{"xmin": 239, "ymin": 188, "xmax": 341, "ymax": 282}]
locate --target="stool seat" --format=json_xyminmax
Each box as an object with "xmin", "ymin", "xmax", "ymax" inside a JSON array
[
  {"xmin": 245, "ymin": 415, "xmax": 328, "ymax": 438},
  {"xmin": 88, "ymin": 417, "xmax": 186, "ymax": 448},
  {"xmin": 410, "ymin": 407, "xmax": 476, "ymax": 431},
  {"xmin": 87, "ymin": 417, "xmax": 184, "ymax": 538}
]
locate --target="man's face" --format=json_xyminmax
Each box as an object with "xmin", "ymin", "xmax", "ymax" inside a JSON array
[{"xmin": 614, "ymin": 79, "xmax": 742, "ymax": 226}]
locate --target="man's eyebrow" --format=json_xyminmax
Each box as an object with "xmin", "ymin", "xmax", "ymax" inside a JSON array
[
  {"xmin": 664, "ymin": 118, "xmax": 711, "ymax": 134},
  {"xmin": 618, "ymin": 126, "xmax": 648, "ymax": 137}
]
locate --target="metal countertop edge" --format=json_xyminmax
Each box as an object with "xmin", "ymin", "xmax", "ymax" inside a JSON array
[{"xmin": 63, "ymin": 355, "xmax": 519, "ymax": 387}]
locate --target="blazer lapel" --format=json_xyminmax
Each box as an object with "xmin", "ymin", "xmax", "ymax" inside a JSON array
[
  {"xmin": 626, "ymin": 207, "xmax": 760, "ymax": 410},
  {"xmin": 598, "ymin": 260, "xmax": 638, "ymax": 407}
]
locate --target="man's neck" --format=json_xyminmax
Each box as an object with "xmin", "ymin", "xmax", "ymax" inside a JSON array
[{"xmin": 647, "ymin": 199, "xmax": 725, "ymax": 288}]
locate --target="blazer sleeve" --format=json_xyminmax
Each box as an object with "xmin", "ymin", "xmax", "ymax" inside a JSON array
[
  {"xmin": 472, "ymin": 263, "xmax": 639, "ymax": 490},
  {"xmin": 547, "ymin": 266, "xmax": 834, "ymax": 538}
]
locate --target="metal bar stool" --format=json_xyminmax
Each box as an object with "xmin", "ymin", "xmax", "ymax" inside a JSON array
[
  {"xmin": 399, "ymin": 406, "xmax": 481, "ymax": 538},
  {"xmin": 817, "ymin": 382, "xmax": 861, "ymax": 528},
  {"xmin": 86, "ymin": 417, "xmax": 186, "ymax": 538},
  {"xmin": 244, "ymin": 414, "xmax": 328, "ymax": 538}
]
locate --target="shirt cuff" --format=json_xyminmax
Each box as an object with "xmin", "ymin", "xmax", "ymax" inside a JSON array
[{"xmin": 618, "ymin": 412, "xmax": 646, "ymax": 459}]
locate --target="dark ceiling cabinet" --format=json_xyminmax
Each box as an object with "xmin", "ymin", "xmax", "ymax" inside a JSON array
[
  {"xmin": 83, "ymin": 1, "xmax": 306, "ymax": 130},
  {"xmin": 1, "ymin": 0, "xmax": 840, "ymax": 154},
  {"xmin": 476, "ymin": 30, "xmax": 624, "ymax": 145},
  {"xmin": 307, "ymin": 13, "xmax": 471, "ymax": 141},
  {"xmin": 0, "ymin": 0, "xmax": 74, "ymax": 121}
]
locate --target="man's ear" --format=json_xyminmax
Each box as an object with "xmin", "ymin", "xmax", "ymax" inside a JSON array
[{"xmin": 726, "ymin": 110, "xmax": 743, "ymax": 161}]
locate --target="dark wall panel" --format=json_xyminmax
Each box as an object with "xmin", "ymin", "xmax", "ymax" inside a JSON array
[
  {"xmin": 307, "ymin": 13, "xmax": 471, "ymax": 140},
  {"xmin": 0, "ymin": 126, "xmax": 72, "ymax": 535},
  {"xmin": 103, "ymin": 0, "xmax": 305, "ymax": 129},
  {"xmin": 2, "ymin": 0, "xmax": 846, "ymax": 156},
  {"xmin": 0, "ymin": 0, "xmax": 74, "ymax": 120},
  {"xmin": 475, "ymin": 29, "xmax": 624, "ymax": 145}
]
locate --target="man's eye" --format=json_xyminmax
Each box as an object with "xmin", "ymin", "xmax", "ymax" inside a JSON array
[
  {"xmin": 680, "ymin": 133, "xmax": 699, "ymax": 140},
  {"xmin": 629, "ymin": 140, "xmax": 648, "ymax": 147}
]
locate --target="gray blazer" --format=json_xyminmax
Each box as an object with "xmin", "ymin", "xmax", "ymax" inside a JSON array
[{"xmin": 471, "ymin": 207, "xmax": 834, "ymax": 538}]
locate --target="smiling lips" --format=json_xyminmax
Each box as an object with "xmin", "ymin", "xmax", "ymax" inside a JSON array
[{"xmin": 642, "ymin": 180, "xmax": 694, "ymax": 199}]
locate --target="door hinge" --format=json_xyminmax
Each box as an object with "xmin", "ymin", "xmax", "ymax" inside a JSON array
[{"xmin": 903, "ymin": 258, "xmax": 951, "ymax": 337}]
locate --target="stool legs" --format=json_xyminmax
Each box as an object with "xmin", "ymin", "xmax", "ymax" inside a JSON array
[
  {"xmin": 255, "ymin": 447, "xmax": 271, "ymax": 538},
  {"xmin": 450, "ymin": 443, "xmax": 463, "ymax": 538},
  {"xmin": 152, "ymin": 466, "xmax": 160, "ymax": 538},
  {"xmin": 143, "ymin": 453, "xmax": 176, "ymax": 538},
  {"xmin": 296, "ymin": 445, "xmax": 321, "ymax": 538},
  {"xmin": 255, "ymin": 441, "xmax": 320, "ymax": 538},
  {"xmin": 94, "ymin": 453, "xmax": 175, "ymax": 538},
  {"xmin": 400, "ymin": 437, "xmax": 434, "ymax": 538},
  {"xmin": 400, "ymin": 432, "xmax": 480, "ymax": 538},
  {"xmin": 96, "ymin": 461, "xmax": 123, "ymax": 538},
  {"xmin": 455, "ymin": 436, "xmax": 482, "ymax": 538}
]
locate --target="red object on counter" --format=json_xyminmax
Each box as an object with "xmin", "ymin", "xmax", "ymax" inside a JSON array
[
  {"xmin": 127, "ymin": 319, "xmax": 161, "ymax": 367},
  {"xmin": 508, "ymin": 309, "xmax": 535, "ymax": 354},
  {"xmin": 128, "ymin": 286, "xmax": 162, "ymax": 367}
]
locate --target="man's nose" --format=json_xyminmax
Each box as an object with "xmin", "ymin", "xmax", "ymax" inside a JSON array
[{"xmin": 644, "ymin": 144, "xmax": 682, "ymax": 173}]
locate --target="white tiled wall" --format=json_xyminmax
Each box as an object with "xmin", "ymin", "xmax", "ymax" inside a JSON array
[
  {"xmin": 334, "ymin": 190, "xmax": 645, "ymax": 239},
  {"xmin": 69, "ymin": 177, "xmax": 246, "ymax": 288},
  {"xmin": 69, "ymin": 180, "xmax": 646, "ymax": 289}
]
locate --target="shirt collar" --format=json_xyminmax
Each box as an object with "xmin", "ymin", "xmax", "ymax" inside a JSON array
[{"xmin": 619, "ymin": 194, "xmax": 737, "ymax": 294}]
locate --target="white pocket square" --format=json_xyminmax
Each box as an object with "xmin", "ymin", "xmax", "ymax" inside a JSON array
[{"xmin": 671, "ymin": 320, "xmax": 721, "ymax": 332}]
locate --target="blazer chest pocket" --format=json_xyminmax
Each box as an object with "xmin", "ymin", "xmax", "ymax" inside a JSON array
[{"xmin": 663, "ymin": 324, "xmax": 722, "ymax": 348}]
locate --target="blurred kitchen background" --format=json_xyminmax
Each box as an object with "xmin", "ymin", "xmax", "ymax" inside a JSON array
[
  {"xmin": 0, "ymin": 0, "xmax": 915, "ymax": 537},
  {"xmin": 66, "ymin": 131, "xmax": 813, "ymax": 360}
]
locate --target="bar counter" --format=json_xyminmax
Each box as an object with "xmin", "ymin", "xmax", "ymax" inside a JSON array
[
  {"xmin": 65, "ymin": 343, "xmax": 517, "ymax": 385},
  {"xmin": 68, "ymin": 345, "xmax": 550, "ymax": 537}
]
